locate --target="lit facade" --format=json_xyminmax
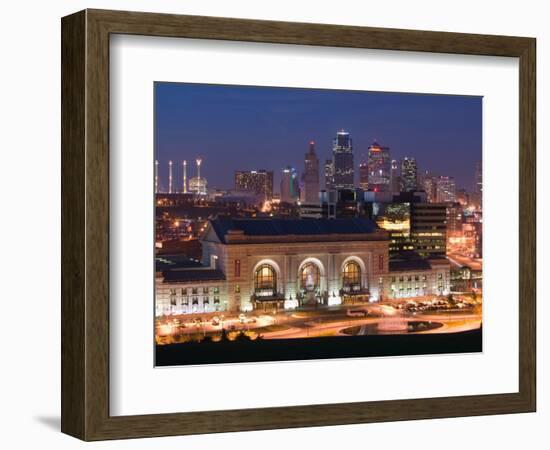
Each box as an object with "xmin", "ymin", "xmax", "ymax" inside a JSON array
[
  {"xmin": 400, "ymin": 157, "xmax": 418, "ymax": 192},
  {"xmin": 332, "ymin": 130, "xmax": 354, "ymax": 189},
  {"xmin": 280, "ymin": 167, "xmax": 299, "ymax": 203},
  {"xmin": 156, "ymin": 218, "xmax": 451, "ymax": 316},
  {"xmin": 234, "ymin": 169, "xmax": 274, "ymax": 202},
  {"xmin": 367, "ymin": 141, "xmax": 391, "ymax": 191}
]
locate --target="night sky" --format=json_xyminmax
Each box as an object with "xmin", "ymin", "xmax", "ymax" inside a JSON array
[{"xmin": 155, "ymin": 82, "xmax": 482, "ymax": 193}]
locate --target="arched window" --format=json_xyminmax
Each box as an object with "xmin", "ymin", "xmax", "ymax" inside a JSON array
[
  {"xmin": 254, "ymin": 264, "xmax": 277, "ymax": 296},
  {"xmin": 343, "ymin": 261, "xmax": 361, "ymax": 291},
  {"xmin": 300, "ymin": 262, "xmax": 320, "ymax": 292}
]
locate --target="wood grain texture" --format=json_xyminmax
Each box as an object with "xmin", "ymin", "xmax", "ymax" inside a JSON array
[{"xmin": 61, "ymin": 8, "xmax": 536, "ymax": 441}]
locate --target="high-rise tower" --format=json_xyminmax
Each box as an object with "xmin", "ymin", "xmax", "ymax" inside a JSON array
[
  {"xmin": 400, "ymin": 157, "xmax": 418, "ymax": 192},
  {"xmin": 367, "ymin": 141, "xmax": 391, "ymax": 191},
  {"xmin": 302, "ymin": 140, "xmax": 320, "ymax": 203},
  {"xmin": 332, "ymin": 130, "xmax": 354, "ymax": 190}
]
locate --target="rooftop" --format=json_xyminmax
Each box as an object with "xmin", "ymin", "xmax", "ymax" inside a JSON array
[
  {"xmin": 208, "ymin": 217, "xmax": 382, "ymax": 244},
  {"xmin": 162, "ymin": 268, "xmax": 226, "ymax": 283}
]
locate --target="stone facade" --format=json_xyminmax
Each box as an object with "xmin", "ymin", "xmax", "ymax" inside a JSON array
[{"xmin": 155, "ymin": 218, "xmax": 451, "ymax": 316}]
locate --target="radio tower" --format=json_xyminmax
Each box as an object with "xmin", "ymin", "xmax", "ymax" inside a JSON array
[
  {"xmin": 168, "ymin": 160, "xmax": 173, "ymax": 194},
  {"xmin": 183, "ymin": 160, "xmax": 188, "ymax": 193},
  {"xmin": 196, "ymin": 158, "xmax": 202, "ymax": 183}
]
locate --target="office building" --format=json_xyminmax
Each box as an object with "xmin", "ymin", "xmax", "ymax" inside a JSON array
[
  {"xmin": 400, "ymin": 157, "xmax": 418, "ymax": 192},
  {"xmin": 367, "ymin": 141, "xmax": 391, "ymax": 191}
]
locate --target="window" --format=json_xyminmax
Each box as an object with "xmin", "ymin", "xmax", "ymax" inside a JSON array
[
  {"xmin": 234, "ymin": 285, "xmax": 240, "ymax": 294},
  {"xmin": 254, "ymin": 264, "xmax": 277, "ymax": 296},
  {"xmin": 192, "ymin": 287, "xmax": 198, "ymax": 295},
  {"xmin": 203, "ymin": 296, "xmax": 209, "ymax": 304},
  {"xmin": 192, "ymin": 297, "xmax": 198, "ymax": 305},
  {"xmin": 378, "ymin": 255, "xmax": 384, "ymax": 270},
  {"xmin": 181, "ymin": 288, "xmax": 187, "ymax": 295},
  {"xmin": 203, "ymin": 286, "xmax": 208, "ymax": 294},
  {"xmin": 213, "ymin": 286, "xmax": 220, "ymax": 294},
  {"xmin": 342, "ymin": 261, "xmax": 361, "ymax": 291},
  {"xmin": 234, "ymin": 259, "xmax": 241, "ymax": 278},
  {"xmin": 169, "ymin": 289, "xmax": 176, "ymax": 296},
  {"xmin": 300, "ymin": 262, "xmax": 320, "ymax": 292},
  {"xmin": 214, "ymin": 296, "xmax": 220, "ymax": 304}
]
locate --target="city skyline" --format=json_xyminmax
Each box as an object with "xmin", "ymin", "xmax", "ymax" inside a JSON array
[{"xmin": 155, "ymin": 82, "xmax": 482, "ymax": 193}]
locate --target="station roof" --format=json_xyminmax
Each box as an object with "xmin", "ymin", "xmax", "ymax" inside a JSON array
[
  {"xmin": 209, "ymin": 217, "xmax": 379, "ymax": 243},
  {"xmin": 162, "ymin": 268, "xmax": 226, "ymax": 283}
]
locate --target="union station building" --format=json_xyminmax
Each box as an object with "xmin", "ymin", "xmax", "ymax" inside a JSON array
[{"xmin": 155, "ymin": 217, "xmax": 450, "ymax": 316}]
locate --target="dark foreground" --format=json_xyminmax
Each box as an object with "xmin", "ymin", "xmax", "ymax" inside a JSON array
[{"xmin": 155, "ymin": 328, "xmax": 482, "ymax": 366}]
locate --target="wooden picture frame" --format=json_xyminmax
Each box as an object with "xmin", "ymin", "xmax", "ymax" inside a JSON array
[{"xmin": 61, "ymin": 9, "xmax": 536, "ymax": 441}]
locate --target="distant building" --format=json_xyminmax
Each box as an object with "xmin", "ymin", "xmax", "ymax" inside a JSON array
[
  {"xmin": 456, "ymin": 189, "xmax": 469, "ymax": 206},
  {"xmin": 435, "ymin": 176, "xmax": 456, "ymax": 203},
  {"xmin": 445, "ymin": 202, "xmax": 463, "ymax": 237},
  {"xmin": 302, "ymin": 140, "xmax": 320, "ymax": 203},
  {"xmin": 189, "ymin": 177, "xmax": 207, "ymax": 195},
  {"xmin": 324, "ymin": 159, "xmax": 334, "ymax": 190},
  {"xmin": 332, "ymin": 130, "xmax": 354, "ymax": 189},
  {"xmin": 475, "ymin": 160, "xmax": 483, "ymax": 195},
  {"xmin": 390, "ymin": 159, "xmax": 400, "ymax": 193},
  {"xmin": 422, "ymin": 172, "xmax": 437, "ymax": 203},
  {"xmin": 280, "ymin": 166, "xmax": 299, "ymax": 203},
  {"xmin": 234, "ymin": 169, "xmax": 274, "ymax": 202},
  {"xmin": 359, "ymin": 162, "xmax": 369, "ymax": 190},
  {"xmin": 410, "ymin": 203, "xmax": 447, "ymax": 258},
  {"xmin": 400, "ymin": 157, "xmax": 418, "ymax": 192},
  {"xmin": 320, "ymin": 189, "xmax": 360, "ymax": 219},
  {"xmin": 367, "ymin": 141, "xmax": 391, "ymax": 191}
]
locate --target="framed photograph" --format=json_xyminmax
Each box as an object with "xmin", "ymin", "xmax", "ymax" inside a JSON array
[{"xmin": 61, "ymin": 9, "xmax": 536, "ymax": 440}]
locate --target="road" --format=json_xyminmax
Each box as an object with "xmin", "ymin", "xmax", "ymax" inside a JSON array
[{"xmin": 447, "ymin": 252, "xmax": 483, "ymax": 271}]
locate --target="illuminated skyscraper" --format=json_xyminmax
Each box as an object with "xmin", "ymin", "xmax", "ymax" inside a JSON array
[
  {"xmin": 422, "ymin": 171, "xmax": 437, "ymax": 203},
  {"xmin": 400, "ymin": 157, "xmax": 418, "ymax": 192},
  {"xmin": 324, "ymin": 159, "xmax": 334, "ymax": 190},
  {"xmin": 367, "ymin": 141, "xmax": 391, "ymax": 191},
  {"xmin": 302, "ymin": 140, "xmax": 320, "ymax": 203},
  {"xmin": 332, "ymin": 130, "xmax": 354, "ymax": 189},
  {"xmin": 435, "ymin": 176, "xmax": 456, "ymax": 203},
  {"xmin": 280, "ymin": 166, "xmax": 299, "ymax": 203},
  {"xmin": 234, "ymin": 169, "xmax": 274, "ymax": 201}
]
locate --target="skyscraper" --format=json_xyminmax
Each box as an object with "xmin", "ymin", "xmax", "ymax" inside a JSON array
[
  {"xmin": 359, "ymin": 162, "xmax": 369, "ymax": 190},
  {"xmin": 367, "ymin": 141, "xmax": 391, "ymax": 191},
  {"xmin": 302, "ymin": 140, "xmax": 320, "ymax": 203},
  {"xmin": 422, "ymin": 171, "xmax": 437, "ymax": 203},
  {"xmin": 324, "ymin": 159, "xmax": 334, "ymax": 190},
  {"xmin": 234, "ymin": 169, "xmax": 274, "ymax": 201},
  {"xmin": 400, "ymin": 157, "xmax": 418, "ymax": 192},
  {"xmin": 390, "ymin": 159, "xmax": 400, "ymax": 192},
  {"xmin": 280, "ymin": 166, "xmax": 299, "ymax": 203},
  {"xmin": 332, "ymin": 130, "xmax": 354, "ymax": 189},
  {"xmin": 436, "ymin": 176, "xmax": 456, "ymax": 203}
]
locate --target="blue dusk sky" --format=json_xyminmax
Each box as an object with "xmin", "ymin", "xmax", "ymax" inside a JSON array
[{"xmin": 154, "ymin": 82, "xmax": 482, "ymax": 192}]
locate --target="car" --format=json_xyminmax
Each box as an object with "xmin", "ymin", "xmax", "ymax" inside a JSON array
[{"xmin": 211, "ymin": 316, "xmax": 220, "ymax": 326}]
